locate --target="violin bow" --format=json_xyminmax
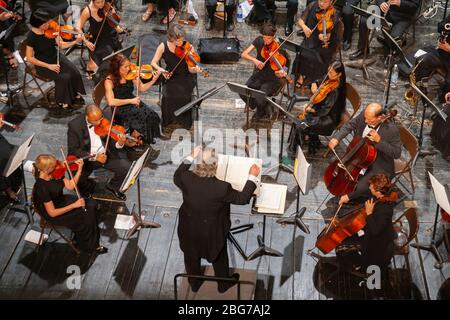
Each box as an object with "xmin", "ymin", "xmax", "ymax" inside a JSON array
[
  {"xmin": 136, "ymin": 41, "xmax": 142, "ymax": 107},
  {"xmin": 93, "ymin": 4, "xmax": 110, "ymax": 47},
  {"xmin": 59, "ymin": 147, "xmax": 86, "ymax": 213},
  {"xmin": 56, "ymin": 14, "xmax": 61, "ymax": 67},
  {"xmin": 330, "ymin": 148, "xmax": 355, "ymax": 182},
  {"xmin": 104, "ymin": 105, "xmax": 117, "ymax": 152},
  {"xmin": 169, "ymin": 43, "xmax": 191, "ymax": 76}
]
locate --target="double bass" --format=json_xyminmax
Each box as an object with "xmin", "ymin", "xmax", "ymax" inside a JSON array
[{"xmin": 323, "ymin": 109, "xmax": 397, "ymax": 196}]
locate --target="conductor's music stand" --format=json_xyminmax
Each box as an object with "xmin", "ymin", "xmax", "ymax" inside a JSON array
[
  {"xmin": 119, "ymin": 148, "xmax": 161, "ymax": 240},
  {"xmin": 3, "ymin": 134, "xmax": 35, "ymax": 224}
]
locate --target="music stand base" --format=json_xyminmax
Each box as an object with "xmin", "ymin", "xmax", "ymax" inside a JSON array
[
  {"xmin": 247, "ymin": 235, "xmax": 283, "ymax": 261},
  {"xmin": 411, "ymin": 241, "xmax": 446, "ymax": 269}
]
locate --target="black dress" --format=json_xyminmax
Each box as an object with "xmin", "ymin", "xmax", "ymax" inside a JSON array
[
  {"xmin": 26, "ymin": 31, "xmax": 86, "ymax": 105},
  {"xmin": 294, "ymin": 2, "xmax": 340, "ymax": 81},
  {"xmin": 32, "ymin": 178, "xmax": 100, "ymax": 253},
  {"xmin": 85, "ymin": 5, "xmax": 117, "ymax": 66},
  {"xmin": 288, "ymin": 78, "xmax": 346, "ymax": 154},
  {"xmin": 110, "ymin": 78, "xmax": 162, "ymax": 144},
  {"xmin": 161, "ymin": 41, "xmax": 195, "ymax": 129}
]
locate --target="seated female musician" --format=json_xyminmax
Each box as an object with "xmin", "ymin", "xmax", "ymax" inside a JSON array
[
  {"xmin": 287, "ymin": 60, "xmax": 346, "ymax": 155},
  {"xmin": 151, "ymin": 24, "xmax": 203, "ymax": 133},
  {"xmin": 240, "ymin": 23, "xmax": 288, "ymax": 121},
  {"xmin": 26, "ymin": 10, "xmax": 86, "ymax": 110},
  {"xmin": 76, "ymin": 0, "xmax": 123, "ymax": 79},
  {"xmin": 32, "ymin": 154, "xmax": 107, "ymax": 254},
  {"xmin": 294, "ymin": 0, "xmax": 340, "ymax": 88},
  {"xmin": 105, "ymin": 53, "xmax": 163, "ymax": 145},
  {"xmin": 336, "ymin": 173, "xmax": 397, "ymax": 275}
]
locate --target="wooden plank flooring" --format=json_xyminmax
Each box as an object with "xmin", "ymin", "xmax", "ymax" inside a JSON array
[{"xmin": 0, "ymin": 0, "xmax": 449, "ymax": 300}]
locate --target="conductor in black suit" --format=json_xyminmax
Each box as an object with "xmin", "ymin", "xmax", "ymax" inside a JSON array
[
  {"xmin": 174, "ymin": 146, "xmax": 260, "ymax": 293},
  {"xmin": 67, "ymin": 104, "xmax": 132, "ymax": 201},
  {"xmin": 327, "ymin": 103, "xmax": 401, "ymax": 205}
]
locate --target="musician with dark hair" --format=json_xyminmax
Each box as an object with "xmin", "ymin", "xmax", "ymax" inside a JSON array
[
  {"xmin": 240, "ymin": 23, "xmax": 289, "ymax": 121},
  {"xmin": 336, "ymin": 173, "xmax": 397, "ymax": 275}
]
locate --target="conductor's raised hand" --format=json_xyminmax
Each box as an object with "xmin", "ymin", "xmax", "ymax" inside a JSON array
[{"xmin": 249, "ymin": 164, "xmax": 260, "ymax": 177}]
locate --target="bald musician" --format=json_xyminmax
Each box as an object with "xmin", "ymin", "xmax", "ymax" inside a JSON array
[
  {"xmin": 67, "ymin": 104, "xmax": 132, "ymax": 201},
  {"xmin": 328, "ymin": 103, "xmax": 401, "ymax": 204}
]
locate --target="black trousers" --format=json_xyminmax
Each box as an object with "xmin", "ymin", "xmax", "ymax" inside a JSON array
[
  {"xmin": 35, "ymin": 54, "xmax": 86, "ymax": 105},
  {"xmin": 78, "ymin": 158, "xmax": 130, "ymax": 194},
  {"xmin": 251, "ymin": 0, "xmax": 276, "ymax": 22},
  {"xmin": 184, "ymin": 244, "xmax": 231, "ymax": 292},
  {"xmin": 239, "ymin": 73, "xmax": 281, "ymax": 118},
  {"xmin": 286, "ymin": 0, "xmax": 299, "ymax": 27},
  {"xmin": 357, "ymin": 16, "xmax": 411, "ymax": 51},
  {"xmin": 341, "ymin": 0, "xmax": 362, "ymax": 42},
  {"xmin": 206, "ymin": 0, "xmax": 237, "ymax": 22}
]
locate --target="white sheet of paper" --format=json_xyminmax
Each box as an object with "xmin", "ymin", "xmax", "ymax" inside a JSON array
[
  {"xmin": 293, "ymin": 146, "xmax": 311, "ymax": 195},
  {"xmin": 4, "ymin": 134, "xmax": 34, "ymax": 178},
  {"xmin": 255, "ymin": 183, "xmax": 287, "ymax": 214},
  {"xmin": 24, "ymin": 230, "xmax": 48, "ymax": 245},
  {"xmin": 414, "ymin": 49, "xmax": 427, "ymax": 58},
  {"xmin": 235, "ymin": 98, "xmax": 246, "ymax": 109},
  {"xmin": 114, "ymin": 214, "xmax": 145, "ymax": 230},
  {"xmin": 216, "ymin": 154, "xmax": 262, "ymax": 194},
  {"xmin": 120, "ymin": 148, "xmax": 149, "ymax": 192},
  {"xmin": 428, "ymin": 172, "xmax": 450, "ymax": 214}
]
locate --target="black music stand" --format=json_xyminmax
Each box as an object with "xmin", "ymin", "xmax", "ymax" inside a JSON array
[
  {"xmin": 351, "ymin": 5, "xmax": 392, "ymax": 80},
  {"xmin": 120, "ymin": 148, "xmax": 161, "ymax": 239},
  {"xmin": 92, "ymin": 45, "xmax": 135, "ymax": 84},
  {"xmin": 3, "ymin": 134, "xmax": 35, "ymax": 224},
  {"xmin": 227, "ymin": 82, "xmax": 267, "ymax": 130},
  {"xmin": 411, "ymin": 172, "xmax": 449, "ymax": 269},
  {"xmin": 380, "ymin": 28, "xmax": 412, "ymax": 109}
]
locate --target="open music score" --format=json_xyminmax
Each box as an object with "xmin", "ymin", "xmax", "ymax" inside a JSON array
[
  {"xmin": 255, "ymin": 183, "xmax": 287, "ymax": 215},
  {"xmin": 216, "ymin": 154, "xmax": 262, "ymax": 195}
]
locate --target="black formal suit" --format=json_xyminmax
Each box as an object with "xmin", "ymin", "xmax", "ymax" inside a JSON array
[
  {"xmin": 67, "ymin": 114, "xmax": 130, "ymax": 193},
  {"xmin": 337, "ymin": 199, "xmax": 396, "ymax": 270},
  {"xmin": 332, "ymin": 111, "xmax": 401, "ymax": 199},
  {"xmin": 173, "ymin": 158, "xmax": 257, "ymax": 291}
]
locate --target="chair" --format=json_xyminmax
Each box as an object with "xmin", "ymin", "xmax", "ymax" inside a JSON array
[
  {"xmin": 92, "ymin": 78, "xmax": 106, "ymax": 107},
  {"xmin": 32, "ymin": 201, "xmax": 80, "ymax": 255},
  {"xmin": 322, "ymin": 82, "xmax": 361, "ymax": 157},
  {"xmin": 18, "ymin": 40, "xmax": 53, "ymax": 107},
  {"xmin": 392, "ymin": 125, "xmax": 419, "ymax": 194}
]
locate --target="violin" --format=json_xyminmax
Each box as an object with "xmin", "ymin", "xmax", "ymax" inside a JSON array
[
  {"xmin": 173, "ymin": 41, "xmax": 209, "ymax": 77},
  {"xmin": 323, "ymin": 109, "xmax": 397, "ymax": 196},
  {"xmin": 261, "ymin": 39, "xmax": 293, "ymax": 84},
  {"xmin": 316, "ymin": 191, "xmax": 399, "ymax": 254},
  {"xmin": 298, "ymin": 76, "xmax": 340, "ymax": 121},
  {"xmin": 314, "ymin": 2, "xmax": 336, "ymax": 48},
  {"xmin": 0, "ymin": 0, "xmax": 21, "ymax": 21},
  {"xmin": 97, "ymin": 2, "xmax": 130, "ymax": 34},
  {"xmin": 44, "ymin": 20, "xmax": 91, "ymax": 41},
  {"xmin": 0, "ymin": 112, "xmax": 21, "ymax": 131},
  {"xmin": 52, "ymin": 154, "xmax": 95, "ymax": 180},
  {"xmin": 94, "ymin": 118, "xmax": 143, "ymax": 145},
  {"xmin": 125, "ymin": 63, "xmax": 154, "ymax": 81}
]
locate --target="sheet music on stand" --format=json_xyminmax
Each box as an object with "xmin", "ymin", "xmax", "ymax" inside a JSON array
[
  {"xmin": 119, "ymin": 148, "xmax": 150, "ymax": 193},
  {"xmin": 428, "ymin": 172, "xmax": 450, "ymax": 214},
  {"xmin": 255, "ymin": 183, "xmax": 287, "ymax": 214},
  {"xmin": 293, "ymin": 145, "xmax": 311, "ymax": 195},
  {"xmin": 3, "ymin": 134, "xmax": 34, "ymax": 178},
  {"xmin": 216, "ymin": 154, "xmax": 262, "ymax": 195}
]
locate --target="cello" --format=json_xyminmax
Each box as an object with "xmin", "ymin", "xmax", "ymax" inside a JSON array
[
  {"xmin": 315, "ymin": 191, "xmax": 398, "ymax": 254},
  {"xmin": 323, "ymin": 109, "xmax": 397, "ymax": 196}
]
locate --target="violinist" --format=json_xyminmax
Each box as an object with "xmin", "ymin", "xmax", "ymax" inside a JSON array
[
  {"xmin": 335, "ymin": 173, "xmax": 397, "ymax": 276},
  {"xmin": 25, "ymin": 11, "xmax": 86, "ymax": 110},
  {"xmin": 0, "ymin": 117, "xmax": 21, "ymax": 203},
  {"xmin": 32, "ymin": 154, "xmax": 108, "ymax": 255},
  {"xmin": 105, "ymin": 53, "xmax": 163, "ymax": 146},
  {"xmin": 287, "ymin": 60, "xmax": 346, "ymax": 155},
  {"xmin": 349, "ymin": 0, "xmax": 420, "ymax": 60},
  {"xmin": 151, "ymin": 24, "xmax": 203, "ymax": 133},
  {"xmin": 76, "ymin": 0, "xmax": 123, "ymax": 80},
  {"xmin": 67, "ymin": 104, "xmax": 132, "ymax": 201},
  {"xmin": 240, "ymin": 23, "xmax": 289, "ymax": 121},
  {"xmin": 328, "ymin": 103, "xmax": 401, "ymax": 203},
  {"xmin": 294, "ymin": 0, "xmax": 340, "ymax": 88}
]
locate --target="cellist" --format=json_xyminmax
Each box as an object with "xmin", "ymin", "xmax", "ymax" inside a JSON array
[
  {"xmin": 335, "ymin": 173, "xmax": 397, "ymax": 277},
  {"xmin": 328, "ymin": 103, "xmax": 401, "ymax": 204}
]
